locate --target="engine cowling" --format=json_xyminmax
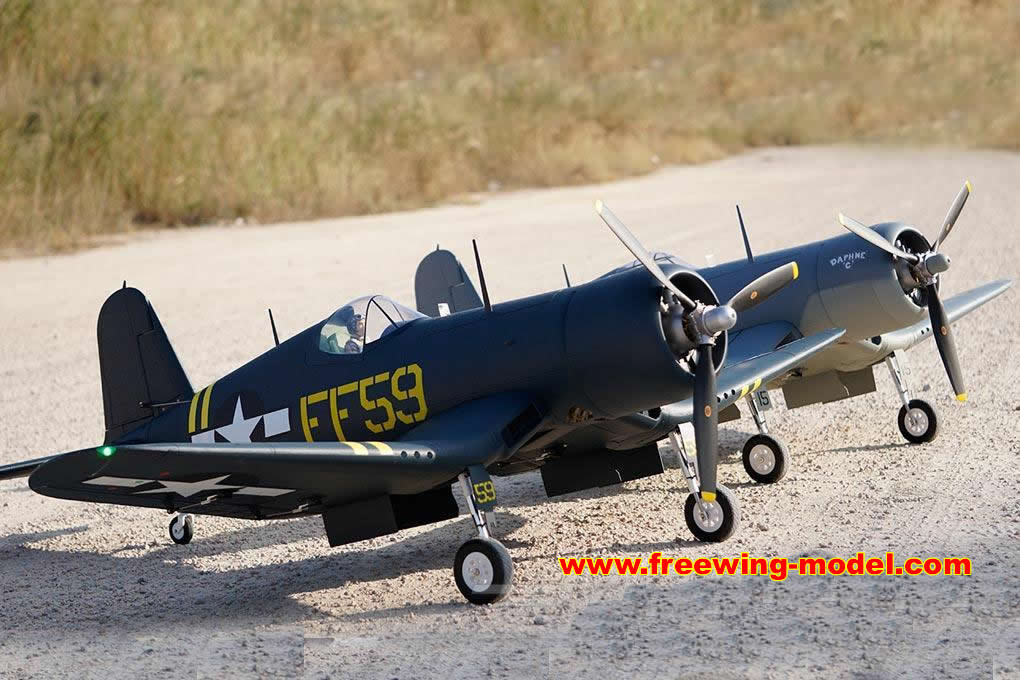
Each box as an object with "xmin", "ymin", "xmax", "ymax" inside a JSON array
[{"xmin": 813, "ymin": 222, "xmax": 933, "ymax": 341}]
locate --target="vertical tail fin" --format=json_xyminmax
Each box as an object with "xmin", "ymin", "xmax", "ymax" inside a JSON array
[
  {"xmin": 413, "ymin": 249, "xmax": 484, "ymax": 317},
  {"xmin": 97, "ymin": 287, "xmax": 192, "ymax": 443}
]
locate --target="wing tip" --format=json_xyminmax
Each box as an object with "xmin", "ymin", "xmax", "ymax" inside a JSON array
[
  {"xmin": 965, "ymin": 180, "xmax": 973, "ymax": 193},
  {"xmin": 956, "ymin": 392, "xmax": 968, "ymax": 402},
  {"xmin": 594, "ymin": 199, "xmax": 604, "ymax": 214},
  {"xmin": 791, "ymin": 261, "xmax": 799, "ymax": 280}
]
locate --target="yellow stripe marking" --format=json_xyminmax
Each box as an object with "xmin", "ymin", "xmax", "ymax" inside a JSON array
[
  {"xmin": 300, "ymin": 396, "xmax": 314, "ymax": 442},
  {"xmin": 199, "ymin": 383, "xmax": 215, "ymax": 430},
  {"xmin": 739, "ymin": 385, "xmax": 750, "ymax": 398},
  {"xmin": 753, "ymin": 378, "xmax": 762, "ymax": 391},
  {"xmin": 370, "ymin": 441, "xmax": 394, "ymax": 454},
  {"xmin": 956, "ymin": 393, "xmax": 968, "ymax": 402},
  {"xmin": 965, "ymin": 180, "xmax": 972, "ymax": 193},
  {"xmin": 187, "ymin": 391, "xmax": 201, "ymax": 433},
  {"xmin": 791, "ymin": 261, "xmax": 799, "ymax": 280},
  {"xmin": 328, "ymin": 387, "xmax": 347, "ymax": 441},
  {"xmin": 701, "ymin": 491, "xmax": 716, "ymax": 502},
  {"xmin": 346, "ymin": 442, "xmax": 369, "ymax": 455}
]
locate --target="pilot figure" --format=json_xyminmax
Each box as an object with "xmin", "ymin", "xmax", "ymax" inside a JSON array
[{"xmin": 344, "ymin": 313, "xmax": 366, "ymax": 353}]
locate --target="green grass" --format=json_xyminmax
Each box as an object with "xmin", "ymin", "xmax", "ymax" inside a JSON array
[{"xmin": 1, "ymin": 0, "xmax": 1017, "ymax": 252}]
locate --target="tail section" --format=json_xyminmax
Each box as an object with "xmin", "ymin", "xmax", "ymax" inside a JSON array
[
  {"xmin": 414, "ymin": 249, "xmax": 484, "ymax": 317},
  {"xmin": 98, "ymin": 287, "xmax": 192, "ymax": 443}
]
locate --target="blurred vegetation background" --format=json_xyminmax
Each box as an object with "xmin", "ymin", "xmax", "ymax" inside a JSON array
[{"xmin": 0, "ymin": 0, "xmax": 1017, "ymax": 252}]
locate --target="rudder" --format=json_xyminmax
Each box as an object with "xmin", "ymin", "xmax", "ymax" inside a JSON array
[{"xmin": 97, "ymin": 287, "xmax": 192, "ymax": 443}]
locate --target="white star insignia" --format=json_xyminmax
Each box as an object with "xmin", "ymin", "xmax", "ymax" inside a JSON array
[
  {"xmin": 135, "ymin": 475, "xmax": 240, "ymax": 498},
  {"xmin": 215, "ymin": 397, "xmax": 262, "ymax": 443}
]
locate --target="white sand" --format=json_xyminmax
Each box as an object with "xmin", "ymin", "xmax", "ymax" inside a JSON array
[{"xmin": 0, "ymin": 147, "xmax": 1017, "ymax": 678}]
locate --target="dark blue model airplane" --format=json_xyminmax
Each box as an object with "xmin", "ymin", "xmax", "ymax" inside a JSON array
[{"xmin": 1, "ymin": 201, "xmax": 809, "ymax": 604}]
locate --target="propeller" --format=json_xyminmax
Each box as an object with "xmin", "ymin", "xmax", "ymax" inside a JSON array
[
  {"xmin": 837, "ymin": 181, "xmax": 971, "ymax": 401},
  {"xmin": 594, "ymin": 200, "xmax": 799, "ymax": 499}
]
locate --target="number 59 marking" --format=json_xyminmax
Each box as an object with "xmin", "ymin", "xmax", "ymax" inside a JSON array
[{"xmin": 472, "ymin": 481, "xmax": 496, "ymax": 504}]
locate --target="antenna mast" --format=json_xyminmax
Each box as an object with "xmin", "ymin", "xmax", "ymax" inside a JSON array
[
  {"xmin": 736, "ymin": 205, "xmax": 754, "ymax": 263},
  {"xmin": 472, "ymin": 240, "xmax": 492, "ymax": 312},
  {"xmin": 268, "ymin": 308, "xmax": 280, "ymax": 347}
]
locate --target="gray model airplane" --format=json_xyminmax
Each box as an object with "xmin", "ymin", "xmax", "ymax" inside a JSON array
[{"xmin": 415, "ymin": 183, "xmax": 1012, "ymax": 494}]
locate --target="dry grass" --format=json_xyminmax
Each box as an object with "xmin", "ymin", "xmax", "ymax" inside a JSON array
[{"xmin": 1, "ymin": 0, "xmax": 1017, "ymax": 252}]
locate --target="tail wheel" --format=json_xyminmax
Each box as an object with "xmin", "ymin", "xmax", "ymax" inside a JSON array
[
  {"xmin": 454, "ymin": 537, "xmax": 513, "ymax": 605},
  {"xmin": 898, "ymin": 398, "xmax": 939, "ymax": 444},
  {"xmin": 684, "ymin": 484, "xmax": 740, "ymax": 542},
  {"xmin": 741, "ymin": 434, "xmax": 789, "ymax": 484},
  {"xmin": 169, "ymin": 514, "xmax": 194, "ymax": 545}
]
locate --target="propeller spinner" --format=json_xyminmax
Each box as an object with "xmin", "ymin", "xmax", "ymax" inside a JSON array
[
  {"xmin": 837, "ymin": 182, "xmax": 972, "ymax": 401},
  {"xmin": 594, "ymin": 200, "xmax": 799, "ymax": 500}
]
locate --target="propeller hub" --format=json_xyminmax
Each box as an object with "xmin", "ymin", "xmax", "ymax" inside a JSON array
[
  {"xmin": 681, "ymin": 303, "xmax": 736, "ymax": 346},
  {"xmin": 701, "ymin": 305, "xmax": 738, "ymax": 335},
  {"xmin": 924, "ymin": 252, "xmax": 951, "ymax": 276}
]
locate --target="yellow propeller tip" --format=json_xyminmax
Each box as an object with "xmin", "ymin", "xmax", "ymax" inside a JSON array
[
  {"xmin": 965, "ymin": 180, "xmax": 973, "ymax": 193},
  {"xmin": 701, "ymin": 491, "xmax": 716, "ymax": 502},
  {"xmin": 956, "ymin": 393, "xmax": 968, "ymax": 402},
  {"xmin": 792, "ymin": 261, "xmax": 799, "ymax": 280},
  {"xmin": 594, "ymin": 199, "xmax": 604, "ymax": 213}
]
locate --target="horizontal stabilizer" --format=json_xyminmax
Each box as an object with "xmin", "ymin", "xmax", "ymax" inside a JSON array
[{"xmin": 0, "ymin": 456, "xmax": 58, "ymax": 482}]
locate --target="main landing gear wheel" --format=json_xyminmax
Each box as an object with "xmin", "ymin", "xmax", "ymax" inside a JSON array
[
  {"xmin": 741, "ymin": 434, "xmax": 789, "ymax": 484},
  {"xmin": 898, "ymin": 398, "xmax": 939, "ymax": 444},
  {"xmin": 684, "ymin": 484, "xmax": 740, "ymax": 542},
  {"xmin": 454, "ymin": 537, "xmax": 513, "ymax": 605},
  {"xmin": 169, "ymin": 514, "xmax": 194, "ymax": 545}
]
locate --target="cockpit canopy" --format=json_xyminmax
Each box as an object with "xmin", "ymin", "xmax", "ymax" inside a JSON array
[{"xmin": 319, "ymin": 295, "xmax": 426, "ymax": 355}]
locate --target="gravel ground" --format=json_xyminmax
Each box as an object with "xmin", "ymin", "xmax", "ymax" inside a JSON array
[{"xmin": 0, "ymin": 147, "xmax": 1017, "ymax": 679}]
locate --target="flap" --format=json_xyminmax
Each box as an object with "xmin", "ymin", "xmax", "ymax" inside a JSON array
[{"xmin": 726, "ymin": 321, "xmax": 800, "ymax": 364}]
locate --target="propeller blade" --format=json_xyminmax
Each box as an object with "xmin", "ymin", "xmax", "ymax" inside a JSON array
[
  {"xmin": 595, "ymin": 200, "xmax": 696, "ymax": 309},
  {"xmin": 692, "ymin": 344, "xmax": 718, "ymax": 498},
  {"xmin": 727, "ymin": 261, "xmax": 800, "ymax": 314},
  {"xmin": 926, "ymin": 285, "xmax": 967, "ymax": 401},
  {"xmin": 934, "ymin": 181, "xmax": 971, "ymax": 252},
  {"xmin": 838, "ymin": 213, "xmax": 920, "ymax": 264}
]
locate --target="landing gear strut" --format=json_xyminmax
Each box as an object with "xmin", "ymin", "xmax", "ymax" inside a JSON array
[
  {"xmin": 169, "ymin": 513, "xmax": 193, "ymax": 545},
  {"xmin": 740, "ymin": 391, "xmax": 789, "ymax": 484},
  {"xmin": 453, "ymin": 471, "xmax": 512, "ymax": 605},
  {"xmin": 669, "ymin": 429, "xmax": 740, "ymax": 542},
  {"xmin": 886, "ymin": 350, "xmax": 939, "ymax": 444}
]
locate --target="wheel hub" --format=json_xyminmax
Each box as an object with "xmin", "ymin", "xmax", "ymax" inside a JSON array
[
  {"xmin": 693, "ymin": 499, "xmax": 724, "ymax": 532},
  {"xmin": 171, "ymin": 521, "xmax": 185, "ymax": 539},
  {"xmin": 905, "ymin": 407, "xmax": 929, "ymax": 437},
  {"xmin": 461, "ymin": 551, "xmax": 494, "ymax": 592},
  {"xmin": 748, "ymin": 444, "xmax": 776, "ymax": 475}
]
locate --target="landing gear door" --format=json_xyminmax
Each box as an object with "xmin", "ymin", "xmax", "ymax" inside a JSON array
[
  {"xmin": 753, "ymin": 389, "xmax": 773, "ymax": 412},
  {"xmin": 467, "ymin": 464, "xmax": 497, "ymax": 512}
]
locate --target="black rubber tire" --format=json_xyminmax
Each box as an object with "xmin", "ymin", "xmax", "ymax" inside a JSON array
[
  {"xmin": 683, "ymin": 483, "xmax": 740, "ymax": 543},
  {"xmin": 741, "ymin": 434, "xmax": 789, "ymax": 484},
  {"xmin": 454, "ymin": 537, "xmax": 513, "ymax": 605},
  {"xmin": 169, "ymin": 515, "xmax": 194, "ymax": 545},
  {"xmin": 898, "ymin": 398, "xmax": 939, "ymax": 444}
]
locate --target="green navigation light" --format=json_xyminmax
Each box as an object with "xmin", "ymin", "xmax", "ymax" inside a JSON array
[{"xmin": 97, "ymin": 445, "xmax": 116, "ymax": 458}]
